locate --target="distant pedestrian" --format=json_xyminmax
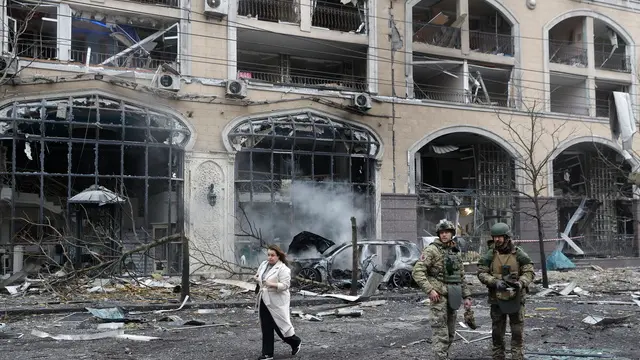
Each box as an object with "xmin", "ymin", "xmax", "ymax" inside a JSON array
[
  {"xmin": 413, "ymin": 219, "xmax": 473, "ymax": 360},
  {"xmin": 254, "ymin": 245, "xmax": 302, "ymax": 360},
  {"xmin": 477, "ymin": 222, "xmax": 535, "ymax": 360}
]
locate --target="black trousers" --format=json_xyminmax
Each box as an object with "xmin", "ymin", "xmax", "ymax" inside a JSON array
[{"xmin": 259, "ymin": 299, "xmax": 301, "ymax": 356}]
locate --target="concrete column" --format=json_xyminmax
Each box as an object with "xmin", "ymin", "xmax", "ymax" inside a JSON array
[
  {"xmin": 1, "ymin": 0, "xmax": 7, "ymax": 54},
  {"xmin": 300, "ymin": 0, "xmax": 311, "ymax": 32},
  {"xmin": 463, "ymin": 59, "xmax": 469, "ymax": 103},
  {"xmin": 587, "ymin": 76, "xmax": 596, "ymax": 117},
  {"xmin": 458, "ymin": 0, "xmax": 469, "ymax": 55},
  {"xmin": 585, "ymin": 17, "xmax": 595, "ymax": 71},
  {"xmin": 12, "ymin": 245, "xmax": 23, "ymax": 273},
  {"xmin": 57, "ymin": 4, "xmax": 72, "ymax": 62}
]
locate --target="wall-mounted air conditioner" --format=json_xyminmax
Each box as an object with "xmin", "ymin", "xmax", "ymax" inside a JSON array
[
  {"xmin": 0, "ymin": 54, "xmax": 19, "ymax": 76},
  {"xmin": 154, "ymin": 63, "xmax": 181, "ymax": 91},
  {"xmin": 226, "ymin": 79, "xmax": 247, "ymax": 99},
  {"xmin": 353, "ymin": 93, "xmax": 372, "ymax": 110},
  {"xmin": 204, "ymin": 0, "xmax": 229, "ymax": 17}
]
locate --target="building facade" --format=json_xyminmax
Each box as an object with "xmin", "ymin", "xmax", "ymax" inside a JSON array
[{"xmin": 0, "ymin": 0, "xmax": 639, "ymax": 275}]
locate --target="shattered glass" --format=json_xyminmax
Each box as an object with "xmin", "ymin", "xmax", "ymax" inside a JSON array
[
  {"xmin": 0, "ymin": 95, "xmax": 192, "ymax": 147},
  {"xmin": 228, "ymin": 111, "xmax": 380, "ymax": 156}
]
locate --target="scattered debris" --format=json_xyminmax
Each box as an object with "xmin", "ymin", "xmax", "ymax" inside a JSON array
[
  {"xmin": 31, "ymin": 329, "xmax": 156, "ymax": 341},
  {"xmin": 299, "ymin": 272, "xmax": 383, "ymax": 302},
  {"xmin": 97, "ymin": 323, "xmax": 125, "ymax": 330},
  {"xmin": 211, "ymin": 279, "xmax": 255, "ymax": 292},
  {"xmin": 582, "ymin": 315, "xmax": 631, "ymax": 326}
]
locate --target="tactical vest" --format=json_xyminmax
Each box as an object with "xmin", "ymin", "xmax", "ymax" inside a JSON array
[
  {"xmin": 490, "ymin": 252, "xmax": 520, "ymax": 301},
  {"xmin": 443, "ymin": 251, "xmax": 462, "ymax": 284}
]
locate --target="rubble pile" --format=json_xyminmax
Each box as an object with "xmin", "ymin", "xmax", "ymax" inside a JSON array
[{"xmin": 542, "ymin": 266, "xmax": 640, "ymax": 293}]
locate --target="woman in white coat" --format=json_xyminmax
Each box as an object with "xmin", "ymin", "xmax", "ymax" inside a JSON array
[{"xmin": 255, "ymin": 245, "xmax": 302, "ymax": 360}]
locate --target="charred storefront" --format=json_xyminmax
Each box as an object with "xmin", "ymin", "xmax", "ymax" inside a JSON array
[
  {"xmin": 0, "ymin": 93, "xmax": 190, "ymax": 276},
  {"xmin": 226, "ymin": 110, "xmax": 380, "ymax": 267}
]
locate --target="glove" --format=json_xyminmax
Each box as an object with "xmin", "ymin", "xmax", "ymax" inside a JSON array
[{"xmin": 495, "ymin": 280, "xmax": 507, "ymax": 290}]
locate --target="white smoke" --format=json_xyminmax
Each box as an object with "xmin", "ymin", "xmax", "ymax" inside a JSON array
[{"xmin": 239, "ymin": 181, "xmax": 370, "ymax": 249}]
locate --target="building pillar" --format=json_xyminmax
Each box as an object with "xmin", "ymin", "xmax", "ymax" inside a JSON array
[
  {"xmin": 458, "ymin": 0, "xmax": 469, "ymax": 55},
  {"xmin": 57, "ymin": 4, "xmax": 72, "ymax": 62},
  {"xmin": 300, "ymin": 0, "xmax": 311, "ymax": 32}
]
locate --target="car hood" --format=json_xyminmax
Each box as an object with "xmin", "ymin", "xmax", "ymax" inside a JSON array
[{"xmin": 287, "ymin": 231, "xmax": 336, "ymax": 257}]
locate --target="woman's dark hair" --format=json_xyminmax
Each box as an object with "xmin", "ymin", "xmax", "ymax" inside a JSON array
[{"xmin": 267, "ymin": 244, "xmax": 288, "ymax": 266}]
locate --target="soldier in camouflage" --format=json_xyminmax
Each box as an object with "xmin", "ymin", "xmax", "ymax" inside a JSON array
[
  {"xmin": 412, "ymin": 219, "xmax": 472, "ymax": 360},
  {"xmin": 477, "ymin": 222, "xmax": 535, "ymax": 360}
]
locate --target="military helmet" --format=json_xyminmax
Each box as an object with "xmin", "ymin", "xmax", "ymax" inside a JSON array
[
  {"xmin": 490, "ymin": 222, "xmax": 511, "ymax": 238},
  {"xmin": 436, "ymin": 219, "xmax": 456, "ymax": 236}
]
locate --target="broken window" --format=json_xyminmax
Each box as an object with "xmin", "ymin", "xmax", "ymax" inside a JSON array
[
  {"xmin": 70, "ymin": 12, "xmax": 178, "ymax": 70},
  {"xmin": 6, "ymin": 0, "xmax": 58, "ymax": 60},
  {"xmin": 237, "ymin": 30, "xmax": 368, "ymax": 91},
  {"xmin": 595, "ymin": 81, "xmax": 630, "ymax": 118},
  {"xmin": 468, "ymin": 1, "xmax": 513, "ymax": 56},
  {"xmin": 553, "ymin": 143, "xmax": 634, "ymax": 257},
  {"xmin": 413, "ymin": 0, "xmax": 462, "ymax": 49},
  {"xmin": 549, "ymin": 73, "xmax": 589, "ymax": 116},
  {"xmin": 228, "ymin": 111, "xmax": 379, "ymax": 266},
  {"xmin": 0, "ymin": 94, "xmax": 190, "ymax": 276},
  {"xmin": 416, "ymin": 133, "xmax": 515, "ymax": 254},
  {"xmin": 311, "ymin": 0, "xmax": 367, "ymax": 34},
  {"xmin": 413, "ymin": 54, "xmax": 515, "ymax": 108},
  {"xmin": 593, "ymin": 20, "xmax": 630, "ymax": 73},
  {"xmin": 237, "ymin": 0, "xmax": 301, "ymax": 24},
  {"xmin": 548, "ymin": 17, "xmax": 588, "ymax": 67}
]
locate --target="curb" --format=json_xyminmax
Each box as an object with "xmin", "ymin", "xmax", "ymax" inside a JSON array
[{"xmin": 0, "ymin": 291, "xmax": 490, "ymax": 316}]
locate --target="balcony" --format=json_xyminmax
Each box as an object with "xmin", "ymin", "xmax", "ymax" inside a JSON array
[
  {"xmin": 549, "ymin": 73, "xmax": 589, "ymax": 116},
  {"xmin": 413, "ymin": 55, "xmax": 514, "ymax": 108},
  {"xmin": 71, "ymin": 17, "xmax": 179, "ymax": 71},
  {"xmin": 469, "ymin": 31, "xmax": 514, "ymax": 57},
  {"xmin": 124, "ymin": 0, "xmax": 179, "ymax": 6},
  {"xmin": 13, "ymin": 42, "xmax": 58, "ymax": 61},
  {"xmin": 238, "ymin": 0, "xmax": 301, "ymax": 24},
  {"xmin": 595, "ymin": 50, "xmax": 631, "ymax": 73},
  {"xmin": 311, "ymin": 0, "xmax": 366, "ymax": 34},
  {"xmin": 549, "ymin": 40, "xmax": 587, "ymax": 67},
  {"xmin": 237, "ymin": 30, "xmax": 368, "ymax": 91},
  {"xmin": 595, "ymin": 81, "xmax": 630, "ymax": 118}
]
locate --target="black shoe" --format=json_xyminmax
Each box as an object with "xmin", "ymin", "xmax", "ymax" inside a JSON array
[
  {"xmin": 292, "ymin": 342, "xmax": 302, "ymax": 356},
  {"xmin": 258, "ymin": 355, "xmax": 273, "ymax": 360}
]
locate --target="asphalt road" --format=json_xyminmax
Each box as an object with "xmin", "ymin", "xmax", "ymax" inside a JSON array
[{"xmin": 1, "ymin": 296, "xmax": 638, "ymax": 360}]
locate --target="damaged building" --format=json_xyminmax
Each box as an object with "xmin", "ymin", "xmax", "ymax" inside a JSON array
[{"xmin": 0, "ymin": 0, "xmax": 640, "ymax": 278}]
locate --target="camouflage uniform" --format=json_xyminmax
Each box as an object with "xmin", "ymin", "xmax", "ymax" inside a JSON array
[
  {"xmin": 477, "ymin": 223, "xmax": 535, "ymax": 360},
  {"xmin": 413, "ymin": 220, "xmax": 471, "ymax": 360}
]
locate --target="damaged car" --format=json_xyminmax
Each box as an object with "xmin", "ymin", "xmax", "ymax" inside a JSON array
[{"xmin": 287, "ymin": 231, "xmax": 421, "ymax": 288}]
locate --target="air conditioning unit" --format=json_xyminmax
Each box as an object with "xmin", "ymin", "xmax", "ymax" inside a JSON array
[
  {"xmin": 204, "ymin": 0, "xmax": 229, "ymax": 17},
  {"xmin": 156, "ymin": 72, "xmax": 181, "ymax": 91},
  {"xmin": 0, "ymin": 54, "xmax": 19, "ymax": 76},
  {"xmin": 226, "ymin": 79, "xmax": 247, "ymax": 98},
  {"xmin": 353, "ymin": 93, "xmax": 372, "ymax": 110}
]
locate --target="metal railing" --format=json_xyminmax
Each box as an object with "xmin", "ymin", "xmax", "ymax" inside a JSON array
[
  {"xmin": 413, "ymin": 23, "xmax": 461, "ymax": 49},
  {"xmin": 238, "ymin": 69, "xmax": 367, "ymax": 91},
  {"xmin": 595, "ymin": 50, "xmax": 631, "ymax": 73},
  {"xmin": 311, "ymin": 1, "xmax": 365, "ymax": 33},
  {"xmin": 413, "ymin": 87, "xmax": 514, "ymax": 108},
  {"xmin": 549, "ymin": 40, "xmax": 587, "ymax": 67},
  {"xmin": 469, "ymin": 31, "xmax": 514, "ymax": 56},
  {"xmin": 238, "ymin": 0, "xmax": 301, "ymax": 24},
  {"xmin": 123, "ymin": 0, "xmax": 179, "ymax": 6},
  {"xmin": 13, "ymin": 42, "xmax": 57, "ymax": 60},
  {"xmin": 69, "ymin": 49, "xmax": 172, "ymax": 70}
]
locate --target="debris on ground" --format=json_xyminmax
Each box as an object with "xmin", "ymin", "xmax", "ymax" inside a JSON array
[{"xmin": 581, "ymin": 314, "xmax": 632, "ymax": 326}]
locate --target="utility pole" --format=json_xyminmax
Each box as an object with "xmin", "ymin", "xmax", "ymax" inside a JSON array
[{"xmin": 350, "ymin": 216, "xmax": 358, "ymax": 296}]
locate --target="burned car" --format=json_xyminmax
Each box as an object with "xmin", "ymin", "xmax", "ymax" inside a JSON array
[{"xmin": 287, "ymin": 231, "xmax": 421, "ymax": 288}]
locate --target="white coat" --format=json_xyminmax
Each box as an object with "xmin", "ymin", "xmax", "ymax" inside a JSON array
[{"xmin": 255, "ymin": 260, "xmax": 295, "ymax": 338}]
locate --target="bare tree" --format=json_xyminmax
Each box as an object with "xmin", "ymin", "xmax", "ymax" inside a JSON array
[
  {"xmin": 1, "ymin": 0, "xmax": 43, "ymax": 85},
  {"xmin": 495, "ymin": 100, "xmax": 572, "ymax": 288}
]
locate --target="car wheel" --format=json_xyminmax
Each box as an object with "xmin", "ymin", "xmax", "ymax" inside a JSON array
[
  {"xmin": 390, "ymin": 269, "xmax": 413, "ymax": 288},
  {"xmin": 298, "ymin": 267, "xmax": 322, "ymax": 283}
]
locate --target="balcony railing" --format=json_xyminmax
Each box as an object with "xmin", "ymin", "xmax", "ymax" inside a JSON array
[
  {"xmin": 238, "ymin": 0, "xmax": 301, "ymax": 24},
  {"xmin": 13, "ymin": 42, "xmax": 57, "ymax": 60},
  {"xmin": 238, "ymin": 69, "xmax": 367, "ymax": 91},
  {"xmin": 70, "ymin": 49, "xmax": 172, "ymax": 70},
  {"xmin": 413, "ymin": 23, "xmax": 461, "ymax": 49},
  {"xmin": 414, "ymin": 86, "xmax": 513, "ymax": 108},
  {"xmin": 549, "ymin": 40, "xmax": 587, "ymax": 67},
  {"xmin": 311, "ymin": 1, "xmax": 365, "ymax": 34},
  {"xmin": 469, "ymin": 31, "xmax": 514, "ymax": 56},
  {"xmin": 124, "ymin": 0, "xmax": 179, "ymax": 7},
  {"xmin": 595, "ymin": 50, "xmax": 631, "ymax": 73}
]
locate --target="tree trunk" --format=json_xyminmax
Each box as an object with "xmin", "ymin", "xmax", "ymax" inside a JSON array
[{"xmin": 535, "ymin": 203, "xmax": 549, "ymax": 288}]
